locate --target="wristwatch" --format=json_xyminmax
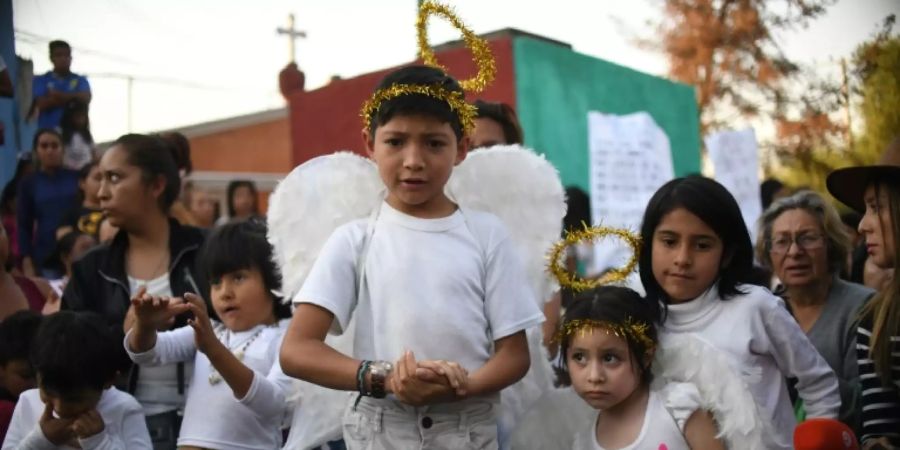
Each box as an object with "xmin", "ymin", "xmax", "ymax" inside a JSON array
[{"xmin": 368, "ymin": 361, "xmax": 393, "ymax": 398}]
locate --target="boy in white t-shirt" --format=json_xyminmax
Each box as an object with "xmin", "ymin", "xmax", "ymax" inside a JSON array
[{"xmin": 279, "ymin": 65, "xmax": 545, "ymax": 449}]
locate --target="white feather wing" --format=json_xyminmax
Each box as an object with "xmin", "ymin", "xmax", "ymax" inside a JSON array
[
  {"xmin": 267, "ymin": 151, "xmax": 383, "ymax": 301},
  {"xmin": 447, "ymin": 145, "xmax": 566, "ymax": 446},
  {"xmin": 652, "ymin": 332, "xmax": 771, "ymax": 449},
  {"xmin": 446, "ymin": 145, "xmax": 567, "ymax": 305},
  {"xmin": 268, "ymin": 152, "xmax": 380, "ymax": 449}
]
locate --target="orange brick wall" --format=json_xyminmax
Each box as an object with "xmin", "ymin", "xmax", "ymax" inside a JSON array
[{"xmin": 190, "ymin": 118, "xmax": 293, "ymax": 173}]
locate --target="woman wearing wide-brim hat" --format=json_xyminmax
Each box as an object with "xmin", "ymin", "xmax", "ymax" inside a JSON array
[{"xmin": 827, "ymin": 137, "xmax": 900, "ymax": 449}]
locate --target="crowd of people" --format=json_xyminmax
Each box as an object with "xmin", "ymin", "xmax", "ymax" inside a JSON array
[{"xmin": 0, "ymin": 36, "xmax": 897, "ymax": 450}]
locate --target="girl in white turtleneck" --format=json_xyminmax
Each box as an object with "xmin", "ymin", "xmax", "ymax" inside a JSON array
[{"xmin": 637, "ymin": 176, "xmax": 840, "ymax": 450}]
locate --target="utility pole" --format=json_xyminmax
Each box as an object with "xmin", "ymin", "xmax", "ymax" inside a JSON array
[{"xmin": 841, "ymin": 58, "xmax": 853, "ymax": 149}]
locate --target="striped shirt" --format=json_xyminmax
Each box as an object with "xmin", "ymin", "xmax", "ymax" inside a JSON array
[{"xmin": 856, "ymin": 318, "xmax": 900, "ymax": 445}]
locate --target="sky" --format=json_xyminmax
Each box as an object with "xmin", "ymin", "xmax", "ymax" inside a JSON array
[{"xmin": 12, "ymin": 0, "xmax": 900, "ymax": 143}]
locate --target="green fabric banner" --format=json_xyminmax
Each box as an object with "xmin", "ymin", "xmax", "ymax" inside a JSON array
[{"xmin": 513, "ymin": 37, "xmax": 701, "ymax": 192}]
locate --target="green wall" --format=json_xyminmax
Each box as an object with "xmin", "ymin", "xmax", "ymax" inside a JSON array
[{"xmin": 513, "ymin": 37, "xmax": 701, "ymax": 191}]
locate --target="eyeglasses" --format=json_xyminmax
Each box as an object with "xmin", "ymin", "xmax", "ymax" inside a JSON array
[{"xmin": 768, "ymin": 234, "xmax": 826, "ymax": 254}]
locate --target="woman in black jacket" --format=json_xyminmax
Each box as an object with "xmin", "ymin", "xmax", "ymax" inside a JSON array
[{"xmin": 63, "ymin": 133, "xmax": 208, "ymax": 450}]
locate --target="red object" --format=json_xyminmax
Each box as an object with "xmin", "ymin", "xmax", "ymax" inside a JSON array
[
  {"xmin": 285, "ymin": 37, "xmax": 516, "ymax": 166},
  {"xmin": 279, "ymin": 63, "xmax": 305, "ymax": 99},
  {"xmin": 794, "ymin": 418, "xmax": 860, "ymax": 450},
  {"xmin": 0, "ymin": 400, "xmax": 14, "ymax": 444},
  {"xmin": 13, "ymin": 275, "xmax": 45, "ymax": 312}
]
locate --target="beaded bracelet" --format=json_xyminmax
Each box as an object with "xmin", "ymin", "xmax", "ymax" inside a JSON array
[{"xmin": 356, "ymin": 360, "xmax": 372, "ymax": 396}]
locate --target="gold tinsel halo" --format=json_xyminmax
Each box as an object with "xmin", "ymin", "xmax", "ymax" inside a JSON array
[
  {"xmin": 553, "ymin": 318, "xmax": 656, "ymax": 354},
  {"xmin": 548, "ymin": 225, "xmax": 642, "ymax": 292},
  {"xmin": 360, "ymin": 83, "xmax": 477, "ymax": 135},
  {"xmin": 416, "ymin": 1, "xmax": 496, "ymax": 93}
]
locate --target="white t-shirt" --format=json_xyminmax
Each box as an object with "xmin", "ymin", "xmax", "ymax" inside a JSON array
[
  {"xmin": 573, "ymin": 384, "xmax": 700, "ymax": 450},
  {"xmin": 63, "ymin": 132, "xmax": 94, "ymax": 171},
  {"xmin": 2, "ymin": 388, "xmax": 152, "ymax": 450},
  {"xmin": 661, "ymin": 284, "xmax": 840, "ymax": 450},
  {"xmin": 295, "ymin": 202, "xmax": 544, "ymax": 372},
  {"xmin": 127, "ymin": 274, "xmax": 192, "ymax": 416},
  {"xmin": 125, "ymin": 320, "xmax": 292, "ymax": 450}
]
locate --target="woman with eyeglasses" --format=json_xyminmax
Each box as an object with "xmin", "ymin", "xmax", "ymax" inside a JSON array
[{"xmin": 756, "ymin": 190, "xmax": 875, "ymax": 433}]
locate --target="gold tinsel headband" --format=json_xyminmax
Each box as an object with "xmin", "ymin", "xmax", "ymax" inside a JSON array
[
  {"xmin": 554, "ymin": 319, "xmax": 656, "ymax": 355},
  {"xmin": 547, "ymin": 224, "xmax": 642, "ymax": 292},
  {"xmin": 359, "ymin": 1, "xmax": 496, "ymax": 136},
  {"xmin": 360, "ymin": 84, "xmax": 477, "ymax": 135}
]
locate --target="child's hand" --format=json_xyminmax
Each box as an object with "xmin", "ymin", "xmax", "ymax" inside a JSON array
[
  {"xmin": 70, "ymin": 409, "xmax": 105, "ymax": 440},
  {"xmin": 184, "ymin": 293, "xmax": 219, "ymax": 354},
  {"xmin": 131, "ymin": 286, "xmax": 189, "ymax": 330},
  {"xmin": 415, "ymin": 359, "xmax": 469, "ymax": 397},
  {"xmin": 42, "ymin": 288, "xmax": 63, "ymax": 315},
  {"xmin": 38, "ymin": 403, "xmax": 75, "ymax": 445},
  {"xmin": 389, "ymin": 351, "xmax": 458, "ymax": 406}
]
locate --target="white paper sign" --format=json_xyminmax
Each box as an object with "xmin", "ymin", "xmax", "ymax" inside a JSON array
[
  {"xmin": 587, "ymin": 111, "xmax": 674, "ymax": 275},
  {"xmin": 705, "ymin": 128, "xmax": 762, "ymax": 243}
]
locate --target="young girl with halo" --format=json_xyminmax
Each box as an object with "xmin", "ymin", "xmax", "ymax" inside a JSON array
[
  {"xmin": 639, "ymin": 175, "xmax": 840, "ymax": 449},
  {"xmin": 556, "ymin": 285, "xmax": 724, "ymax": 450},
  {"xmin": 125, "ymin": 220, "xmax": 293, "ymax": 450}
]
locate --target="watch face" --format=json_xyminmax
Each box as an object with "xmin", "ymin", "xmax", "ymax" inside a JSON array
[{"xmin": 371, "ymin": 362, "xmax": 392, "ymax": 374}]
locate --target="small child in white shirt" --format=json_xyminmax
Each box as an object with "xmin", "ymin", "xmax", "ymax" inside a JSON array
[
  {"xmin": 125, "ymin": 220, "xmax": 293, "ymax": 450},
  {"xmin": 556, "ymin": 286, "xmax": 724, "ymax": 450},
  {"xmin": 2, "ymin": 311, "xmax": 151, "ymax": 450}
]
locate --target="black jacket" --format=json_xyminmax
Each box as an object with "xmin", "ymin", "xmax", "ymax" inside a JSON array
[
  {"xmin": 63, "ymin": 218, "xmax": 208, "ymax": 319},
  {"xmin": 62, "ymin": 219, "xmax": 208, "ymax": 394}
]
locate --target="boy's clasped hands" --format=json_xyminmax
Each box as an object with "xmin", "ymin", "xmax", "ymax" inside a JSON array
[{"xmin": 386, "ymin": 350, "xmax": 469, "ymax": 406}]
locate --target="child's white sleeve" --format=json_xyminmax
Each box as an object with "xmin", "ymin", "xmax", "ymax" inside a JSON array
[
  {"xmin": 762, "ymin": 298, "xmax": 840, "ymax": 418},
  {"xmin": 2, "ymin": 393, "xmax": 53, "ymax": 450},
  {"xmin": 483, "ymin": 235, "xmax": 545, "ymax": 340},
  {"xmin": 2, "ymin": 427, "xmax": 56, "ymax": 450},
  {"xmin": 124, "ymin": 326, "xmax": 197, "ymax": 366},
  {"xmin": 237, "ymin": 334, "xmax": 290, "ymax": 422},
  {"xmin": 293, "ymin": 224, "xmax": 362, "ymax": 334}
]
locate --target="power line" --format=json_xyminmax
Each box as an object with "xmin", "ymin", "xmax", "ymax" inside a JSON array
[
  {"xmin": 13, "ymin": 28, "xmax": 141, "ymax": 65},
  {"xmin": 87, "ymin": 72, "xmax": 245, "ymax": 92}
]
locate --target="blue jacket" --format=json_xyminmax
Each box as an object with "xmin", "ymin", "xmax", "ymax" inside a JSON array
[{"xmin": 16, "ymin": 169, "xmax": 80, "ymax": 269}]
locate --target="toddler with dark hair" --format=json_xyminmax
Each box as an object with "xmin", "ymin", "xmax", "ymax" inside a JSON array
[{"xmin": 2, "ymin": 311, "xmax": 151, "ymax": 449}]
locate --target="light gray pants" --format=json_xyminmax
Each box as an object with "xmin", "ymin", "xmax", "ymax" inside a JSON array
[{"xmin": 342, "ymin": 396, "xmax": 499, "ymax": 450}]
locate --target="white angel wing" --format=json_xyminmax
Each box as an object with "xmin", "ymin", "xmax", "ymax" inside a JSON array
[
  {"xmin": 652, "ymin": 332, "xmax": 771, "ymax": 450},
  {"xmin": 267, "ymin": 151, "xmax": 383, "ymax": 302},
  {"xmin": 267, "ymin": 152, "xmax": 380, "ymax": 449},
  {"xmin": 446, "ymin": 144, "xmax": 567, "ymax": 305},
  {"xmin": 446, "ymin": 145, "xmax": 566, "ymax": 448}
]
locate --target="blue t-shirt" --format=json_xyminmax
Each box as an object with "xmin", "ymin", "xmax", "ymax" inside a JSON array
[
  {"xmin": 16, "ymin": 169, "xmax": 80, "ymax": 269},
  {"xmin": 32, "ymin": 71, "xmax": 91, "ymax": 129}
]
